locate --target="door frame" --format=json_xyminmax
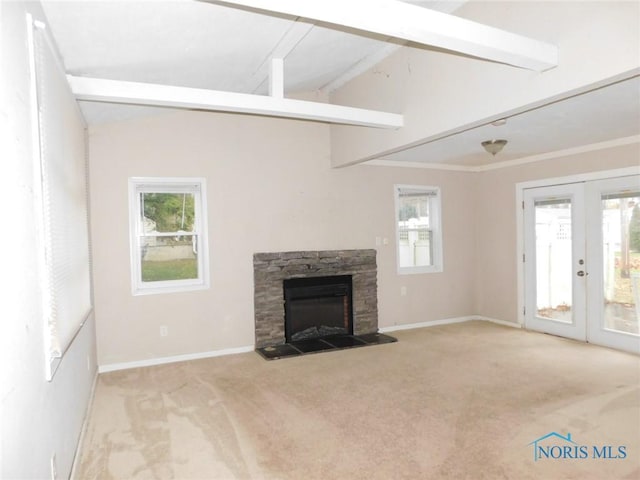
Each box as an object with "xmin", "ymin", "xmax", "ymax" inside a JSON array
[{"xmin": 516, "ymin": 166, "xmax": 640, "ymax": 332}]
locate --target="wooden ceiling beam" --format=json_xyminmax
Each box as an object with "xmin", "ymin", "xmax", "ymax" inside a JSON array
[
  {"xmin": 67, "ymin": 75, "xmax": 403, "ymax": 128},
  {"xmin": 246, "ymin": 19, "xmax": 314, "ymax": 94},
  {"xmin": 268, "ymin": 58, "xmax": 284, "ymax": 98},
  {"xmin": 208, "ymin": 0, "xmax": 558, "ymax": 71}
]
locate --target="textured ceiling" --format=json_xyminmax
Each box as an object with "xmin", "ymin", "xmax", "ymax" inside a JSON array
[
  {"xmin": 41, "ymin": 0, "xmax": 639, "ymax": 168},
  {"xmin": 372, "ymin": 76, "xmax": 640, "ymax": 168},
  {"xmin": 42, "ymin": 1, "xmax": 462, "ymax": 94}
]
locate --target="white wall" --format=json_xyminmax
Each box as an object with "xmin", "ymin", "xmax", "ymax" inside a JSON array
[
  {"xmin": 330, "ymin": 1, "xmax": 640, "ymax": 166},
  {"xmin": 88, "ymin": 110, "xmax": 639, "ymax": 368},
  {"xmin": 0, "ymin": 2, "xmax": 97, "ymax": 478},
  {"xmin": 88, "ymin": 110, "xmax": 478, "ymax": 367}
]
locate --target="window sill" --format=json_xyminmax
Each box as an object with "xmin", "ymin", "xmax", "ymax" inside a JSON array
[
  {"xmin": 132, "ymin": 282, "xmax": 209, "ymax": 296},
  {"xmin": 397, "ymin": 266, "xmax": 443, "ymax": 275}
]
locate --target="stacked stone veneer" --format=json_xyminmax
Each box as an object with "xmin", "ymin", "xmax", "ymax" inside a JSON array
[{"xmin": 253, "ymin": 249, "xmax": 378, "ymax": 348}]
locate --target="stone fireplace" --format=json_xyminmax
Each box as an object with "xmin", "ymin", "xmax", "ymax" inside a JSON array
[{"xmin": 253, "ymin": 249, "xmax": 378, "ymax": 348}]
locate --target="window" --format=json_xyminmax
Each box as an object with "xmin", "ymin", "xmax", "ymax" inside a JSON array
[
  {"xmin": 395, "ymin": 185, "xmax": 443, "ymax": 274},
  {"xmin": 31, "ymin": 19, "xmax": 93, "ymax": 380},
  {"xmin": 128, "ymin": 177, "xmax": 209, "ymax": 295}
]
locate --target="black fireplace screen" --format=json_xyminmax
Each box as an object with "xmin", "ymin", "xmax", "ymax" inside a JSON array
[{"xmin": 283, "ymin": 275, "xmax": 353, "ymax": 342}]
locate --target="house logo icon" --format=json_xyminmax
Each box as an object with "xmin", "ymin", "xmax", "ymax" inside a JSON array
[{"xmin": 528, "ymin": 432, "xmax": 577, "ymax": 461}]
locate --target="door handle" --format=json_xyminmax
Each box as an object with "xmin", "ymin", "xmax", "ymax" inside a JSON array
[{"xmin": 577, "ymin": 271, "xmax": 586, "ymax": 277}]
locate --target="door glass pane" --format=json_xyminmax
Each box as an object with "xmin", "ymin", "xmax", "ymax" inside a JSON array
[
  {"xmin": 535, "ymin": 199, "xmax": 573, "ymax": 323},
  {"xmin": 602, "ymin": 192, "xmax": 640, "ymax": 335}
]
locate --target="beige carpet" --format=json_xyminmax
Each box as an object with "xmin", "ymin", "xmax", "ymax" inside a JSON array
[{"xmin": 74, "ymin": 322, "xmax": 640, "ymax": 479}]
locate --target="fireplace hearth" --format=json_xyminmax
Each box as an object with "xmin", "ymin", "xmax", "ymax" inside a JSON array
[{"xmin": 256, "ymin": 332, "xmax": 397, "ymax": 360}]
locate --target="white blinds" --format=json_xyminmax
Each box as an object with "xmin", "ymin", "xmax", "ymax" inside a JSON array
[{"xmin": 33, "ymin": 22, "xmax": 92, "ymax": 379}]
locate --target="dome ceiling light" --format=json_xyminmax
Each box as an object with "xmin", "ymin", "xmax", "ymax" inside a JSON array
[{"xmin": 481, "ymin": 139, "xmax": 508, "ymax": 156}]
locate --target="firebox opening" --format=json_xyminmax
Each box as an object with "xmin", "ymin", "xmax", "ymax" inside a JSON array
[{"xmin": 284, "ymin": 275, "xmax": 353, "ymax": 343}]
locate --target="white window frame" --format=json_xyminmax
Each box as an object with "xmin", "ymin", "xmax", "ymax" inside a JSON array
[
  {"xmin": 128, "ymin": 177, "xmax": 210, "ymax": 295},
  {"xmin": 394, "ymin": 184, "xmax": 443, "ymax": 275}
]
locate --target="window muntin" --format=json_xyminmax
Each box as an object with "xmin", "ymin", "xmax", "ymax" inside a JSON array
[
  {"xmin": 395, "ymin": 185, "xmax": 443, "ymax": 274},
  {"xmin": 129, "ymin": 178, "xmax": 209, "ymax": 295}
]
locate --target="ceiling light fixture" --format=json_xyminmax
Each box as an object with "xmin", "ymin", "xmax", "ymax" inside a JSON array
[{"xmin": 481, "ymin": 139, "xmax": 508, "ymax": 156}]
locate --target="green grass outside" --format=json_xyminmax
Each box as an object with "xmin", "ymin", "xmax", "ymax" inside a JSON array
[{"xmin": 142, "ymin": 259, "xmax": 198, "ymax": 282}]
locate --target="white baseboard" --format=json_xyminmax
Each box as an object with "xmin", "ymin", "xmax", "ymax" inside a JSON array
[
  {"xmin": 379, "ymin": 316, "xmax": 476, "ymax": 333},
  {"xmin": 476, "ymin": 316, "xmax": 523, "ymax": 328},
  {"xmin": 379, "ymin": 315, "xmax": 522, "ymax": 333},
  {"xmin": 98, "ymin": 345, "xmax": 255, "ymax": 373},
  {"xmin": 98, "ymin": 317, "xmax": 522, "ymax": 373}
]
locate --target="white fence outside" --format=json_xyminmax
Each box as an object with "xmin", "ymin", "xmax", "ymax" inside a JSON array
[
  {"xmin": 398, "ymin": 218, "xmax": 432, "ymax": 267},
  {"xmin": 535, "ymin": 209, "xmax": 572, "ymax": 309},
  {"xmin": 535, "ymin": 208, "xmax": 624, "ymax": 310}
]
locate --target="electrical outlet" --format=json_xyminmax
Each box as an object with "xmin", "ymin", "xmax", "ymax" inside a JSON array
[
  {"xmin": 160, "ymin": 326, "xmax": 168, "ymax": 337},
  {"xmin": 400, "ymin": 286, "xmax": 407, "ymax": 296},
  {"xmin": 50, "ymin": 453, "xmax": 57, "ymax": 480}
]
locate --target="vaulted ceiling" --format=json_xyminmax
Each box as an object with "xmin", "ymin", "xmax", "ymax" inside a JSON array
[
  {"xmin": 41, "ymin": 0, "xmax": 639, "ymax": 168},
  {"xmin": 41, "ymin": 1, "xmax": 466, "ymax": 95}
]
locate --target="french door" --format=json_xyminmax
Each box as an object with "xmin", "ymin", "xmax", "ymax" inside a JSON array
[{"xmin": 524, "ymin": 175, "xmax": 640, "ymax": 353}]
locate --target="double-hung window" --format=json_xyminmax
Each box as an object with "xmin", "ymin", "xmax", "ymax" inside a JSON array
[
  {"xmin": 128, "ymin": 177, "xmax": 209, "ymax": 295},
  {"xmin": 395, "ymin": 185, "xmax": 443, "ymax": 274}
]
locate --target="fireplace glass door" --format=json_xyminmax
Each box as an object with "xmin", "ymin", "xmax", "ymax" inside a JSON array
[{"xmin": 284, "ymin": 275, "xmax": 353, "ymax": 342}]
